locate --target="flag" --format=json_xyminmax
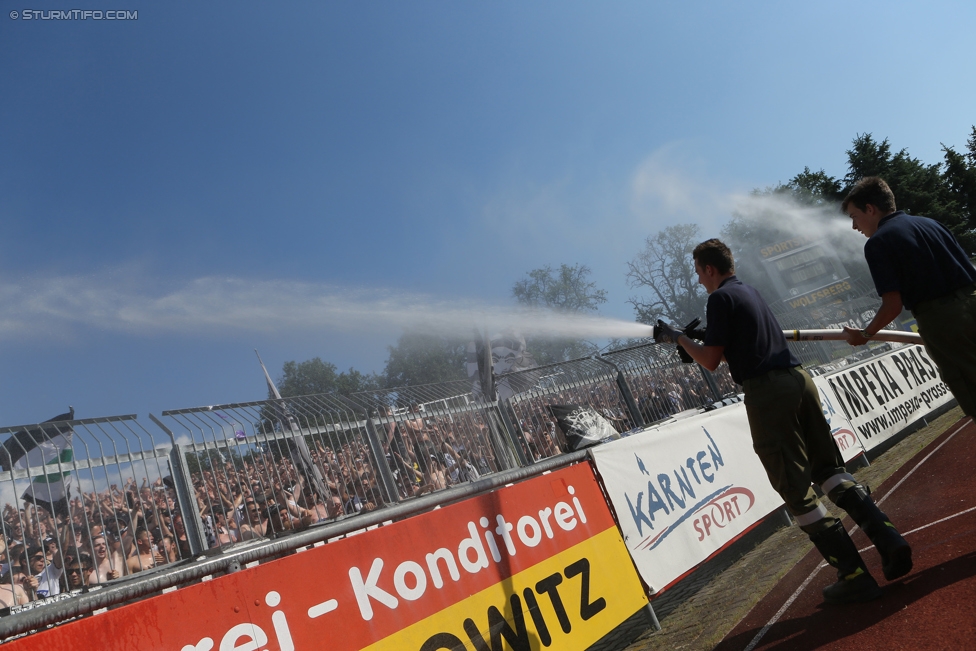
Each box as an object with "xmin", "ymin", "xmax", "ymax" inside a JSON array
[
  {"xmin": 215, "ymin": 412, "xmax": 247, "ymax": 440},
  {"xmin": 467, "ymin": 329, "xmax": 538, "ymax": 402},
  {"xmin": 488, "ymin": 329, "xmax": 538, "ymax": 401},
  {"xmin": 545, "ymin": 404, "xmax": 620, "ymax": 452},
  {"xmin": 254, "ymin": 350, "xmax": 331, "ymax": 502},
  {"xmin": 0, "ymin": 408, "xmax": 75, "ymax": 519}
]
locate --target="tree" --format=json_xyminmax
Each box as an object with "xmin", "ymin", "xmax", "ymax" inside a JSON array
[
  {"xmin": 512, "ymin": 264, "xmax": 607, "ymax": 312},
  {"xmin": 277, "ymin": 358, "xmax": 380, "ymax": 398},
  {"xmin": 626, "ymin": 224, "xmax": 707, "ymax": 327},
  {"xmin": 779, "ymin": 167, "xmax": 844, "ymax": 207},
  {"xmin": 511, "ymin": 264, "xmax": 608, "ymax": 364},
  {"xmin": 383, "ymin": 331, "xmax": 469, "ymax": 388},
  {"xmin": 844, "ymin": 133, "xmax": 975, "ymax": 254},
  {"xmin": 941, "ymin": 126, "xmax": 976, "ymax": 252}
]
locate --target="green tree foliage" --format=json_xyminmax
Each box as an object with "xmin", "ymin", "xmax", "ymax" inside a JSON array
[
  {"xmin": 844, "ymin": 133, "xmax": 975, "ymax": 254},
  {"xmin": 260, "ymin": 358, "xmax": 380, "ymax": 436},
  {"xmin": 277, "ymin": 357, "xmax": 381, "ymax": 398},
  {"xmin": 940, "ymin": 126, "xmax": 976, "ymax": 247},
  {"xmin": 626, "ymin": 224, "xmax": 707, "ymax": 327},
  {"xmin": 780, "ymin": 167, "xmax": 844, "ymax": 207},
  {"xmin": 511, "ymin": 263, "xmax": 608, "ymax": 364},
  {"xmin": 383, "ymin": 331, "xmax": 468, "ymax": 388},
  {"xmin": 512, "ymin": 263, "xmax": 608, "ymax": 312}
]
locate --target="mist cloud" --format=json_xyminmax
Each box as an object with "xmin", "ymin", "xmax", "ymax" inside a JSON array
[{"xmin": 726, "ymin": 192, "xmax": 869, "ymax": 269}]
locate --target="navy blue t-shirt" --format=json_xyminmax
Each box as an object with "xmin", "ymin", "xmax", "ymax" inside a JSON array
[
  {"xmin": 703, "ymin": 276, "xmax": 799, "ymax": 384},
  {"xmin": 865, "ymin": 211, "xmax": 976, "ymax": 310}
]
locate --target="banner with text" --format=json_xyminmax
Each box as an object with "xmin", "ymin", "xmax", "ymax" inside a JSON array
[
  {"xmin": 813, "ymin": 344, "xmax": 954, "ymax": 453},
  {"xmin": 6, "ymin": 463, "xmax": 647, "ymax": 651},
  {"xmin": 813, "ymin": 380, "xmax": 866, "ymax": 464},
  {"xmin": 590, "ymin": 404, "xmax": 784, "ymax": 593}
]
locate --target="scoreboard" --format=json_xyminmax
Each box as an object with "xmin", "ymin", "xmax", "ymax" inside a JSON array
[{"xmin": 760, "ymin": 238, "xmax": 850, "ymax": 303}]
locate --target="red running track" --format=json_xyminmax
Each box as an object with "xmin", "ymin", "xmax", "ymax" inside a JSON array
[{"xmin": 715, "ymin": 416, "xmax": 976, "ymax": 651}]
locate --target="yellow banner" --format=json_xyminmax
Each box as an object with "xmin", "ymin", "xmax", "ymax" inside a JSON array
[{"xmin": 363, "ymin": 527, "xmax": 647, "ymax": 651}]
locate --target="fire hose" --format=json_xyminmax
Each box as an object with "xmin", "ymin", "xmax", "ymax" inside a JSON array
[
  {"xmin": 781, "ymin": 328, "xmax": 923, "ymax": 345},
  {"xmin": 653, "ymin": 320, "xmax": 925, "ymax": 356}
]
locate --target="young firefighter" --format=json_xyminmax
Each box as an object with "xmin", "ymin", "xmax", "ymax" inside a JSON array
[
  {"xmin": 841, "ymin": 176, "xmax": 976, "ymax": 419},
  {"xmin": 655, "ymin": 238, "xmax": 912, "ymax": 604}
]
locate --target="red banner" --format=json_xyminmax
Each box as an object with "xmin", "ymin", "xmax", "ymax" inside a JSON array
[{"xmin": 8, "ymin": 463, "xmax": 646, "ymax": 651}]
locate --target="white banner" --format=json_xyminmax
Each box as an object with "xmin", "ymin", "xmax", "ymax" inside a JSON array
[
  {"xmin": 590, "ymin": 404, "xmax": 784, "ymax": 593},
  {"xmin": 814, "ymin": 344, "xmax": 954, "ymax": 452},
  {"xmin": 812, "ymin": 380, "xmax": 866, "ymax": 464}
]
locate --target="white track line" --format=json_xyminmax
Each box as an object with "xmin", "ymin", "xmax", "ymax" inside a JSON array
[
  {"xmin": 741, "ymin": 565, "xmax": 824, "ymax": 651},
  {"xmin": 741, "ymin": 417, "xmax": 973, "ymax": 651},
  {"xmin": 874, "ymin": 416, "xmax": 972, "ymax": 507}
]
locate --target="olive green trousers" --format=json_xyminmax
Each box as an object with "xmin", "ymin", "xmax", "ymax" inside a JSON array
[{"xmin": 743, "ymin": 366, "xmax": 853, "ymax": 534}]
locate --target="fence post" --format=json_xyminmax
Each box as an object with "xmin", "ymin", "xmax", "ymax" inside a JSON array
[
  {"xmin": 363, "ymin": 413, "xmax": 401, "ymax": 505},
  {"xmin": 491, "ymin": 401, "xmax": 529, "ymax": 468},
  {"xmin": 594, "ymin": 357, "xmax": 646, "ymax": 429},
  {"xmin": 150, "ymin": 414, "xmax": 209, "ymax": 556},
  {"xmin": 699, "ymin": 365, "xmax": 724, "ymax": 402}
]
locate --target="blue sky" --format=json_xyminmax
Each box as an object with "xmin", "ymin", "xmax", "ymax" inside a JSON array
[{"xmin": 2, "ymin": 1, "xmax": 975, "ymax": 425}]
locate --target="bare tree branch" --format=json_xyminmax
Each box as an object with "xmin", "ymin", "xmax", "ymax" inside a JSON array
[{"xmin": 626, "ymin": 224, "xmax": 707, "ymax": 326}]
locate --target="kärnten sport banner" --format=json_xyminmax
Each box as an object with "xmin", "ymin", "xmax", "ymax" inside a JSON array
[
  {"xmin": 5, "ymin": 463, "xmax": 647, "ymax": 651},
  {"xmin": 589, "ymin": 404, "xmax": 784, "ymax": 593}
]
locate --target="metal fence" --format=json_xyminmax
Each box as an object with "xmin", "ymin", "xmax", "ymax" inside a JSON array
[
  {"xmin": 602, "ymin": 344, "xmax": 738, "ymax": 422},
  {"xmin": 0, "ymin": 414, "xmax": 185, "ymax": 605},
  {"xmin": 154, "ymin": 380, "xmax": 515, "ymax": 555},
  {"xmin": 0, "ymin": 339, "xmax": 872, "ymax": 636}
]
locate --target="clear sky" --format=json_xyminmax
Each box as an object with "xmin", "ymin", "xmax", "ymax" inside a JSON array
[{"xmin": 2, "ymin": 1, "xmax": 975, "ymax": 425}]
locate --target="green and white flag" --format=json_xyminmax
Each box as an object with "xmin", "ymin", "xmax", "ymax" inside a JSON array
[{"xmin": 0, "ymin": 409, "xmax": 74, "ymax": 518}]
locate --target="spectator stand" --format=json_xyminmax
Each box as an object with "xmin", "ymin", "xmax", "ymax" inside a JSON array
[
  {"xmin": 0, "ymin": 339, "xmax": 904, "ymax": 639},
  {"xmin": 499, "ymin": 356, "xmax": 638, "ymax": 462},
  {"xmin": 0, "ymin": 414, "xmax": 181, "ymax": 608},
  {"xmin": 601, "ymin": 343, "xmax": 738, "ymax": 424},
  {"xmin": 155, "ymin": 381, "xmax": 518, "ymax": 556}
]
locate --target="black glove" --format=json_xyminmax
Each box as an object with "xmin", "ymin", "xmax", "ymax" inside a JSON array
[
  {"xmin": 653, "ymin": 320, "xmax": 683, "ymax": 344},
  {"xmin": 677, "ymin": 317, "xmax": 703, "ymax": 363}
]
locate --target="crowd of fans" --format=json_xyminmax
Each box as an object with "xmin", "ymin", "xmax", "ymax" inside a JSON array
[
  {"xmin": 0, "ymin": 355, "xmax": 738, "ymax": 607},
  {"xmin": 629, "ymin": 361, "xmax": 738, "ymax": 423},
  {"xmin": 0, "ymin": 409, "xmax": 507, "ymax": 608},
  {"xmin": 512, "ymin": 361, "xmax": 738, "ymax": 460},
  {"xmin": 0, "ymin": 480, "xmax": 185, "ymax": 607}
]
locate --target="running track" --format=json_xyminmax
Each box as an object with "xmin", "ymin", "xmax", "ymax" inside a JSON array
[{"xmin": 715, "ymin": 416, "xmax": 976, "ymax": 651}]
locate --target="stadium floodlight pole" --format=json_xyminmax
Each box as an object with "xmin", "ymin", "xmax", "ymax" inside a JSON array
[{"xmin": 782, "ymin": 329, "xmax": 923, "ymax": 345}]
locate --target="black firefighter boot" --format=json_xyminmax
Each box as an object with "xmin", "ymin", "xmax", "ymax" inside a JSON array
[
  {"xmin": 809, "ymin": 521, "xmax": 883, "ymax": 604},
  {"xmin": 837, "ymin": 484, "xmax": 913, "ymax": 581}
]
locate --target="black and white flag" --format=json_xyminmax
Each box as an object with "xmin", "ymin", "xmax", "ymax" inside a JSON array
[{"xmin": 0, "ymin": 408, "xmax": 75, "ymax": 518}]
